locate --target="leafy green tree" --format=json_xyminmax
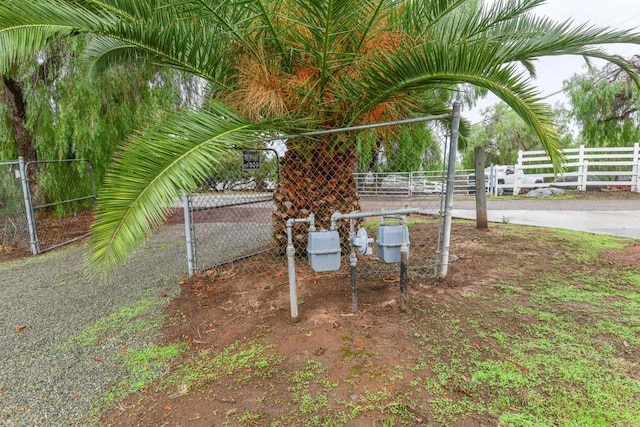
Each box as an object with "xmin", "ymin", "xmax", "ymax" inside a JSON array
[
  {"xmin": 1, "ymin": 0, "xmax": 638, "ymax": 274},
  {"xmin": 564, "ymin": 55, "xmax": 640, "ymax": 146},
  {"xmin": 462, "ymin": 102, "xmax": 575, "ymax": 168},
  {"xmin": 1, "ymin": 38, "xmax": 180, "ymax": 185},
  {"xmin": 356, "ymin": 123, "xmax": 441, "ymax": 173},
  {"xmin": 1, "ymin": 74, "xmax": 36, "ymax": 163},
  {"xmin": 1, "ymin": 37, "xmax": 181, "ymax": 214}
]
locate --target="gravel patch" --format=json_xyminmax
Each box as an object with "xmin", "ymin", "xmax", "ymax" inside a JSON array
[{"xmin": 0, "ymin": 225, "xmax": 188, "ymax": 426}]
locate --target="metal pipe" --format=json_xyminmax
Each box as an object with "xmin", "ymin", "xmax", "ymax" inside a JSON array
[
  {"xmin": 332, "ymin": 210, "xmax": 420, "ymax": 313},
  {"xmin": 33, "ymin": 195, "xmax": 95, "ymax": 210},
  {"xmin": 183, "ymin": 192, "xmax": 196, "ymax": 277},
  {"xmin": 331, "ymin": 208, "xmax": 420, "ymax": 230},
  {"xmin": 286, "ymin": 213, "xmax": 316, "ymax": 318},
  {"xmin": 348, "ymin": 218, "xmax": 358, "ymax": 313},
  {"xmin": 350, "ymin": 250, "xmax": 358, "ymax": 313},
  {"xmin": 291, "ymin": 115, "xmax": 450, "ymax": 139},
  {"xmin": 438, "ymin": 102, "xmax": 462, "ymax": 278},
  {"xmin": 399, "ymin": 215, "xmax": 409, "ymax": 311},
  {"xmin": 18, "ymin": 157, "xmax": 39, "ymax": 255}
]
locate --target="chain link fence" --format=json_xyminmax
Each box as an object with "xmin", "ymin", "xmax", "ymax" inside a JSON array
[
  {"xmin": 0, "ymin": 158, "xmax": 96, "ymax": 256},
  {"xmin": 184, "ymin": 112, "xmax": 466, "ymax": 282},
  {"xmin": 26, "ymin": 159, "xmax": 96, "ymax": 252},
  {"xmin": 0, "ymin": 160, "xmax": 30, "ymax": 255}
]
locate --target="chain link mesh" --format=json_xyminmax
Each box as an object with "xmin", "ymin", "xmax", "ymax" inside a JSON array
[
  {"xmin": 27, "ymin": 159, "xmax": 95, "ymax": 252},
  {"xmin": 186, "ymin": 129, "xmax": 473, "ymax": 281},
  {"xmin": 0, "ymin": 161, "xmax": 30, "ymax": 255}
]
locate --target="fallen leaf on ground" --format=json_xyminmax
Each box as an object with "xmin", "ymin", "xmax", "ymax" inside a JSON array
[{"xmin": 14, "ymin": 325, "xmax": 27, "ymax": 333}]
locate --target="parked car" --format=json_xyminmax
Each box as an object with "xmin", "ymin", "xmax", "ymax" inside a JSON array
[
  {"xmin": 467, "ymin": 165, "xmax": 514, "ymax": 195},
  {"xmin": 467, "ymin": 165, "xmax": 544, "ymax": 195}
]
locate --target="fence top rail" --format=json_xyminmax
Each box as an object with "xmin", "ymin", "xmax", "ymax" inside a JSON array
[
  {"xmin": 583, "ymin": 153, "xmax": 635, "ymax": 159},
  {"xmin": 579, "ymin": 146, "xmax": 637, "ymax": 152},
  {"xmin": 0, "ymin": 160, "xmax": 19, "ymax": 166},
  {"xmin": 522, "ymin": 145, "xmax": 639, "ymax": 157},
  {"xmin": 25, "ymin": 158, "xmax": 91, "ymax": 166}
]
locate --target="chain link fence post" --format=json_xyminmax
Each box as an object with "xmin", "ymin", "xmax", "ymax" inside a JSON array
[
  {"xmin": 18, "ymin": 156, "xmax": 40, "ymax": 255},
  {"xmin": 183, "ymin": 191, "xmax": 196, "ymax": 276},
  {"xmin": 438, "ymin": 101, "xmax": 461, "ymax": 279}
]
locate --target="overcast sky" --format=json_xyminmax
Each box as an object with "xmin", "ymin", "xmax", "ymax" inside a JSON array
[{"xmin": 467, "ymin": 0, "xmax": 640, "ymax": 123}]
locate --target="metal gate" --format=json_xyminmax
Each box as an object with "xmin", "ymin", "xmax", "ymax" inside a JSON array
[
  {"xmin": 23, "ymin": 158, "xmax": 97, "ymax": 253},
  {"xmin": 183, "ymin": 148, "xmax": 279, "ymax": 275},
  {"xmin": 0, "ymin": 160, "xmax": 30, "ymax": 254},
  {"xmin": 1, "ymin": 158, "xmax": 96, "ymax": 255}
]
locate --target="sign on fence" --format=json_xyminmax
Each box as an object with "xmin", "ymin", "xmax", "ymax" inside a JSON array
[{"xmin": 242, "ymin": 151, "xmax": 261, "ymax": 170}]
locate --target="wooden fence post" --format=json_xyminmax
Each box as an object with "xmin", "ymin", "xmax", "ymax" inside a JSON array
[
  {"xmin": 474, "ymin": 147, "xmax": 488, "ymax": 229},
  {"xmin": 633, "ymin": 143, "xmax": 639, "ymax": 193}
]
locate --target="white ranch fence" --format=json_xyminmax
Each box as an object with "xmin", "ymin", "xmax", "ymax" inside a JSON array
[
  {"xmin": 354, "ymin": 170, "xmax": 473, "ymax": 197},
  {"xmin": 515, "ymin": 143, "xmax": 640, "ymax": 194}
]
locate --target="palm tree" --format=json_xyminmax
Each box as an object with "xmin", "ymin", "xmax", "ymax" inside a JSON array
[{"xmin": 1, "ymin": 0, "xmax": 638, "ymax": 274}]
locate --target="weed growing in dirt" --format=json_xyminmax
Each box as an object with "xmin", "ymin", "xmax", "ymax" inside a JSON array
[
  {"xmin": 59, "ymin": 296, "xmax": 165, "ymax": 348},
  {"xmin": 99, "ymin": 343, "xmax": 187, "ymax": 408},
  {"xmin": 98, "ymin": 223, "xmax": 640, "ymax": 426},
  {"xmin": 161, "ymin": 339, "xmax": 283, "ymax": 393}
]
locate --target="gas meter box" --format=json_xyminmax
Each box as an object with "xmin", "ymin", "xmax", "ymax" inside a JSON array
[
  {"xmin": 376, "ymin": 224, "xmax": 409, "ymax": 264},
  {"xmin": 307, "ymin": 230, "xmax": 341, "ymax": 272}
]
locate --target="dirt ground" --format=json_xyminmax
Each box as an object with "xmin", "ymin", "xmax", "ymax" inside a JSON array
[
  {"xmin": 97, "ymin": 217, "xmax": 640, "ymax": 426},
  {"xmin": 0, "ymin": 210, "xmax": 93, "ymax": 262},
  {"xmin": 3, "ymin": 191, "xmax": 639, "ymax": 425}
]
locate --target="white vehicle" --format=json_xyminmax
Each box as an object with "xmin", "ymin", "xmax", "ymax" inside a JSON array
[{"xmin": 467, "ymin": 165, "xmax": 544, "ymax": 195}]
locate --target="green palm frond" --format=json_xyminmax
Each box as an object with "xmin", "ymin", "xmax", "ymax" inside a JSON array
[
  {"xmin": 0, "ymin": 1, "xmax": 113, "ymax": 73},
  {"xmin": 394, "ymin": 0, "xmax": 467, "ymax": 38},
  {"xmin": 90, "ymin": 14, "xmax": 230, "ymax": 86},
  {"xmin": 89, "ymin": 103, "xmax": 278, "ymax": 276},
  {"xmin": 354, "ymin": 40, "xmax": 564, "ymax": 169},
  {"xmin": 82, "ymin": 35, "xmax": 144, "ymax": 75},
  {"xmin": 0, "ymin": 27, "xmax": 69, "ymax": 74},
  {"xmin": 4, "ymin": 0, "xmax": 640, "ymax": 274}
]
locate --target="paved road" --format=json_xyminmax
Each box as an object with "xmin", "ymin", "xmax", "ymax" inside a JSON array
[
  {"xmin": 450, "ymin": 198, "xmax": 640, "ymax": 240},
  {"xmin": 363, "ymin": 197, "xmax": 640, "ymax": 239}
]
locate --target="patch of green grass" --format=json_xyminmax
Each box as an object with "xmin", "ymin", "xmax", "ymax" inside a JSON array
[
  {"xmin": 60, "ymin": 297, "xmax": 165, "ymax": 349},
  {"xmin": 625, "ymin": 272, "xmax": 640, "ymax": 287},
  {"xmin": 550, "ymin": 229, "xmax": 627, "ymax": 263},
  {"xmin": 163, "ymin": 339, "xmax": 283, "ymax": 391},
  {"xmin": 0, "ymin": 246, "xmax": 77, "ymax": 272},
  {"xmin": 289, "ymin": 358, "xmax": 336, "ymax": 415},
  {"xmin": 100, "ymin": 343, "xmax": 187, "ymax": 407},
  {"xmin": 407, "ymin": 229, "xmax": 640, "ymax": 425},
  {"xmin": 237, "ymin": 410, "xmax": 265, "ymax": 426}
]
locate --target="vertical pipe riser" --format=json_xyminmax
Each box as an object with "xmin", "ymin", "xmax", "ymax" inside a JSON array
[
  {"xmin": 400, "ymin": 249, "xmax": 408, "ymax": 312},
  {"xmin": 287, "ymin": 245, "xmax": 298, "ymax": 319},
  {"xmin": 182, "ymin": 193, "xmax": 196, "ymax": 276},
  {"xmin": 438, "ymin": 102, "xmax": 461, "ymax": 278},
  {"xmin": 19, "ymin": 157, "xmax": 39, "ymax": 255}
]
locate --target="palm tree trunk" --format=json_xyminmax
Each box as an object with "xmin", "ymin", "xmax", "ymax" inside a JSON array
[{"xmin": 272, "ymin": 138, "xmax": 360, "ymax": 251}]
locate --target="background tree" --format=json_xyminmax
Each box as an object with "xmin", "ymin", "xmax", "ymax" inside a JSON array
[
  {"xmin": 356, "ymin": 123, "xmax": 442, "ymax": 174},
  {"xmin": 0, "ymin": 37, "xmax": 181, "ymax": 211},
  {"xmin": 1, "ymin": 74, "xmax": 36, "ymax": 164},
  {"xmin": 462, "ymin": 102, "xmax": 575, "ymax": 168},
  {"xmin": 1, "ymin": 0, "xmax": 639, "ymax": 274},
  {"xmin": 564, "ymin": 55, "xmax": 640, "ymax": 146}
]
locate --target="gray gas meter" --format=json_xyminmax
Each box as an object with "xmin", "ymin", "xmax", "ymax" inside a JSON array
[
  {"xmin": 307, "ymin": 229, "xmax": 341, "ymax": 272},
  {"xmin": 376, "ymin": 219, "xmax": 409, "ymax": 264}
]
